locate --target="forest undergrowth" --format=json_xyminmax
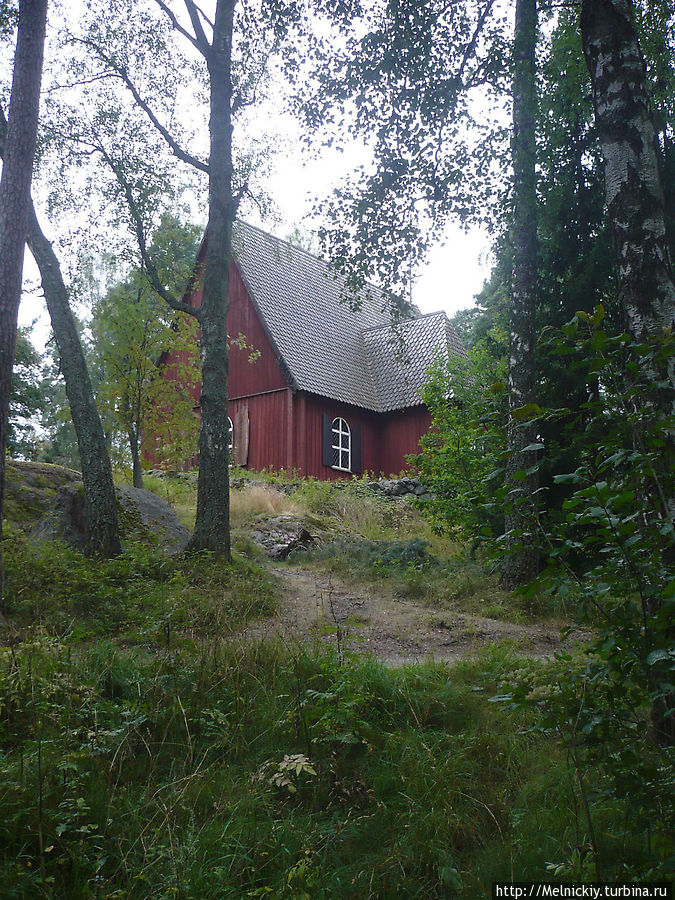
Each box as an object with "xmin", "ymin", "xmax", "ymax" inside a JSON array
[{"xmin": 0, "ymin": 473, "xmax": 671, "ymax": 897}]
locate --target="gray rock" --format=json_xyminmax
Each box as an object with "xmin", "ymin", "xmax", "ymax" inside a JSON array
[
  {"xmin": 250, "ymin": 515, "xmax": 315, "ymax": 559},
  {"xmin": 30, "ymin": 484, "xmax": 88, "ymax": 550},
  {"xmin": 360, "ymin": 476, "xmax": 427, "ymax": 498},
  {"xmin": 116, "ymin": 485, "xmax": 189, "ymax": 554},
  {"xmin": 31, "ymin": 482, "xmax": 189, "ymax": 555}
]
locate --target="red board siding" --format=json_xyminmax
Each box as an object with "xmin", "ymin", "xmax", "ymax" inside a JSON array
[
  {"xmin": 185, "ymin": 257, "xmax": 289, "ymax": 399},
  {"xmin": 292, "ymin": 393, "xmax": 423, "ymax": 479},
  {"xmin": 228, "ymin": 263, "xmax": 288, "ymax": 397},
  {"xmin": 229, "ymin": 390, "xmax": 292, "ymax": 473},
  {"xmin": 378, "ymin": 406, "xmax": 431, "ymax": 475}
]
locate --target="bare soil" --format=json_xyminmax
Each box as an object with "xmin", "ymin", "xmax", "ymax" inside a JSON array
[{"xmin": 240, "ymin": 565, "xmax": 585, "ymax": 666}]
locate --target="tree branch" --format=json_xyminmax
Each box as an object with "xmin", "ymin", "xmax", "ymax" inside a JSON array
[
  {"xmin": 74, "ymin": 36, "xmax": 209, "ymax": 174},
  {"xmin": 152, "ymin": 0, "xmax": 204, "ymax": 54},
  {"xmin": 96, "ymin": 141, "xmax": 200, "ymax": 320},
  {"xmin": 42, "ymin": 71, "xmax": 120, "ymax": 93},
  {"xmin": 191, "ymin": 1, "xmax": 214, "ymax": 31},
  {"xmin": 183, "ymin": 0, "xmax": 212, "ymax": 56},
  {"xmin": 456, "ymin": 0, "xmax": 497, "ymax": 89}
]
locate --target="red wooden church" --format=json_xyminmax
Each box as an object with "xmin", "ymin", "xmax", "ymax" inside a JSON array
[{"xmin": 165, "ymin": 222, "xmax": 466, "ymax": 479}]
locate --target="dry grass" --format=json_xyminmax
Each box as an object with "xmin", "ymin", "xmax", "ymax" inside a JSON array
[{"xmin": 229, "ymin": 484, "xmax": 301, "ymax": 527}]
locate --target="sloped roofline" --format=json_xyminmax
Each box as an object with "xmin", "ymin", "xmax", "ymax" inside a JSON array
[{"xmin": 184, "ymin": 221, "xmax": 465, "ymax": 412}]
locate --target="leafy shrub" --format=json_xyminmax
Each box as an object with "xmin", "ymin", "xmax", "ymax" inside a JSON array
[
  {"xmin": 512, "ymin": 312, "xmax": 675, "ymax": 877},
  {"xmin": 367, "ymin": 537, "xmax": 436, "ymax": 570},
  {"xmin": 412, "ymin": 330, "xmax": 508, "ymax": 540},
  {"xmin": 308, "ymin": 537, "xmax": 437, "ymax": 574}
]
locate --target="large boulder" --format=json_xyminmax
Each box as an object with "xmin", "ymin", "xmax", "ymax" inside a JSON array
[
  {"xmin": 4, "ymin": 461, "xmax": 82, "ymax": 533},
  {"xmin": 116, "ymin": 485, "xmax": 189, "ymax": 553},
  {"xmin": 29, "ymin": 479, "xmax": 189, "ymax": 554}
]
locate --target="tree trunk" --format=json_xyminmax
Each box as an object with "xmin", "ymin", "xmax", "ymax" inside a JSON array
[
  {"xmin": 129, "ymin": 428, "xmax": 143, "ymax": 489},
  {"xmin": 0, "ymin": 0, "xmax": 48, "ymax": 604},
  {"xmin": 188, "ymin": 0, "xmax": 235, "ymax": 557},
  {"xmin": 581, "ymin": 0, "xmax": 675, "ymax": 348},
  {"xmin": 0, "ymin": 99, "xmax": 123, "ymax": 557},
  {"xmin": 502, "ymin": 0, "xmax": 539, "ymax": 589},
  {"xmin": 582, "ymin": 0, "xmax": 675, "ymax": 747},
  {"xmin": 27, "ymin": 206, "xmax": 122, "ymax": 555}
]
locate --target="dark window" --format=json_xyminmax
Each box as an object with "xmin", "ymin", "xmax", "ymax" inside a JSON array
[{"xmin": 331, "ymin": 417, "xmax": 351, "ymax": 471}]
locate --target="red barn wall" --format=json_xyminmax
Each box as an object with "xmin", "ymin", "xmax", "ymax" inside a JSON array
[
  {"xmin": 378, "ymin": 406, "xmax": 431, "ymax": 475},
  {"xmin": 229, "ymin": 391, "xmax": 291, "ymax": 473},
  {"xmin": 294, "ymin": 393, "xmax": 382, "ymax": 479},
  {"xmin": 292, "ymin": 394, "xmax": 428, "ymax": 479},
  {"xmin": 185, "ymin": 258, "xmax": 288, "ymax": 400},
  {"xmin": 226, "ymin": 392, "xmax": 431, "ymax": 479},
  {"xmin": 227, "ymin": 263, "xmax": 288, "ymax": 397}
]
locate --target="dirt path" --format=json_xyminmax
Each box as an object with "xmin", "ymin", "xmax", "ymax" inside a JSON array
[{"xmin": 240, "ymin": 565, "xmax": 581, "ymax": 666}]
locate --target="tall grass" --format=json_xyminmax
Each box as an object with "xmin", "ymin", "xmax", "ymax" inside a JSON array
[
  {"xmin": 0, "ymin": 619, "xmax": 656, "ymax": 898},
  {"xmin": 1, "ymin": 537, "xmax": 666, "ymax": 897},
  {"xmin": 229, "ymin": 484, "xmax": 301, "ymax": 527}
]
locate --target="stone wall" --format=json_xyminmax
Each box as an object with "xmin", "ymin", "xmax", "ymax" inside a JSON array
[{"xmin": 148, "ymin": 471, "xmax": 429, "ymax": 499}]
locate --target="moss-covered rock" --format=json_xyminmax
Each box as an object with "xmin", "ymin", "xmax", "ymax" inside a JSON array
[
  {"xmin": 5, "ymin": 461, "xmax": 188, "ymax": 554},
  {"xmin": 4, "ymin": 461, "xmax": 81, "ymax": 533}
]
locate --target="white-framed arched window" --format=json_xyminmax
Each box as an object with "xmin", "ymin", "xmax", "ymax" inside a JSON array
[
  {"xmin": 227, "ymin": 416, "xmax": 234, "ymax": 461},
  {"xmin": 331, "ymin": 417, "xmax": 351, "ymax": 471}
]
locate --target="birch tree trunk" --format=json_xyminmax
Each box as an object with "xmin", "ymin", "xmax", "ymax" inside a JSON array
[
  {"xmin": 582, "ymin": 0, "xmax": 675, "ymax": 746},
  {"xmin": 188, "ymin": 0, "xmax": 234, "ymax": 556},
  {"xmin": 0, "ymin": 100, "xmax": 122, "ymax": 557},
  {"xmin": 502, "ymin": 0, "xmax": 539, "ymax": 589},
  {"xmin": 0, "ymin": 0, "xmax": 48, "ymax": 604},
  {"xmin": 129, "ymin": 425, "xmax": 143, "ymax": 490},
  {"xmin": 26, "ymin": 203, "xmax": 123, "ymax": 556},
  {"xmin": 581, "ymin": 0, "xmax": 675, "ymax": 348}
]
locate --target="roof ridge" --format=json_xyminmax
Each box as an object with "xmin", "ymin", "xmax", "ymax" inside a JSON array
[{"xmin": 360, "ymin": 309, "xmax": 448, "ymax": 335}]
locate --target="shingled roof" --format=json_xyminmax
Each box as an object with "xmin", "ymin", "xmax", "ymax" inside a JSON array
[{"xmin": 232, "ymin": 221, "xmax": 466, "ymax": 413}]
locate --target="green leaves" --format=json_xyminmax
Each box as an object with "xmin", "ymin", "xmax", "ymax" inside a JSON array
[
  {"xmin": 646, "ymin": 649, "xmax": 672, "ymax": 666},
  {"xmin": 412, "ymin": 332, "xmax": 508, "ymax": 539},
  {"xmin": 90, "ymin": 214, "xmax": 201, "ymax": 475},
  {"xmin": 524, "ymin": 323, "xmax": 675, "ymax": 867}
]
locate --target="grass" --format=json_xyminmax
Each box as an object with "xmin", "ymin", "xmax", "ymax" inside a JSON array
[
  {"xmin": 2, "ymin": 470, "xmax": 668, "ymax": 896},
  {"xmin": 229, "ymin": 484, "xmax": 302, "ymax": 527},
  {"xmin": 3, "ymin": 537, "xmax": 276, "ymax": 640},
  {"xmin": 144, "ymin": 471, "xmax": 536, "ymax": 620},
  {"xmin": 0, "ymin": 601, "xmax": 662, "ymax": 898}
]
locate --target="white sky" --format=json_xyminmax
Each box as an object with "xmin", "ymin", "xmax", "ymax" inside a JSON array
[{"xmin": 249, "ymin": 143, "xmax": 492, "ymax": 318}]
